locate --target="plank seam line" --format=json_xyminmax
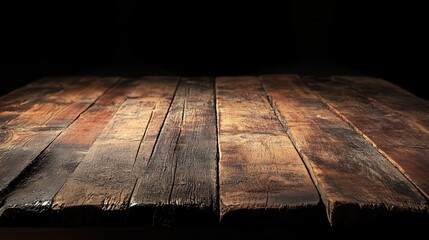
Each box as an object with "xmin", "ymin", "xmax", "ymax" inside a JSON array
[
  {"xmin": 126, "ymin": 178, "xmax": 139, "ymax": 221},
  {"xmin": 259, "ymin": 76, "xmax": 325, "ymax": 215},
  {"xmin": 132, "ymin": 103, "xmax": 156, "ymax": 169},
  {"xmin": 144, "ymin": 78, "xmax": 181, "ymax": 167},
  {"xmin": 304, "ymin": 78, "xmax": 429, "ymax": 202},
  {"xmin": 167, "ymin": 81, "xmax": 186, "ymax": 204},
  {"xmin": 0, "ymin": 77, "xmax": 122, "ymax": 208},
  {"xmin": 126, "ymin": 103, "xmax": 157, "ymax": 212},
  {"xmin": 213, "ymin": 77, "xmax": 221, "ymax": 219}
]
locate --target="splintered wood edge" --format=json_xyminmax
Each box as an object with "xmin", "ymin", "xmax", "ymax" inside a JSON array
[
  {"xmin": 220, "ymin": 202, "xmax": 320, "ymax": 217},
  {"xmin": 128, "ymin": 202, "xmax": 219, "ymax": 226},
  {"xmin": 327, "ymin": 199, "xmax": 429, "ymax": 227},
  {"xmin": 219, "ymin": 201, "xmax": 325, "ymax": 226}
]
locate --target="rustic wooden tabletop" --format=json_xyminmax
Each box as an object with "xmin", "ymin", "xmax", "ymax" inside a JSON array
[{"xmin": 0, "ymin": 75, "xmax": 428, "ymax": 228}]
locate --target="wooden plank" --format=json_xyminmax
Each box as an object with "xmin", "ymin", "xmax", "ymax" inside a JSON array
[
  {"xmin": 0, "ymin": 77, "xmax": 118, "ymax": 197},
  {"xmin": 130, "ymin": 77, "xmax": 218, "ymax": 227},
  {"xmin": 262, "ymin": 75, "xmax": 428, "ymax": 226},
  {"xmin": 52, "ymin": 77, "xmax": 178, "ymax": 226},
  {"xmin": 216, "ymin": 76, "xmax": 322, "ymax": 225},
  {"xmin": 306, "ymin": 76, "xmax": 429, "ymax": 199}
]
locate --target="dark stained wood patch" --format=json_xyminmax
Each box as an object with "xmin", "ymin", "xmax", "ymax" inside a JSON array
[
  {"xmin": 0, "ymin": 129, "xmax": 62, "ymax": 194},
  {"xmin": 130, "ymin": 77, "xmax": 218, "ymax": 226},
  {"xmin": 306, "ymin": 76, "xmax": 429, "ymax": 200},
  {"xmin": 262, "ymin": 75, "xmax": 428, "ymax": 226},
  {"xmin": 216, "ymin": 76, "xmax": 322, "ymax": 225}
]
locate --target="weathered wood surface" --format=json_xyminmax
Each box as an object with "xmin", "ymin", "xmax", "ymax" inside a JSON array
[
  {"xmin": 216, "ymin": 76, "xmax": 321, "ymax": 225},
  {"xmin": 327, "ymin": 76, "xmax": 429, "ymax": 121},
  {"xmin": 0, "ymin": 77, "xmax": 178, "ymax": 225},
  {"xmin": 306, "ymin": 76, "xmax": 429, "ymax": 200},
  {"xmin": 0, "ymin": 77, "xmax": 81, "ymax": 126},
  {"xmin": 51, "ymin": 77, "xmax": 178, "ymax": 225},
  {"xmin": 0, "ymin": 74, "xmax": 428, "ymax": 227},
  {"xmin": 130, "ymin": 77, "xmax": 218, "ymax": 226},
  {"xmin": 0, "ymin": 77, "xmax": 118, "ymax": 199},
  {"xmin": 0, "ymin": 76, "xmax": 118, "ymax": 135},
  {"xmin": 262, "ymin": 75, "xmax": 428, "ymax": 226}
]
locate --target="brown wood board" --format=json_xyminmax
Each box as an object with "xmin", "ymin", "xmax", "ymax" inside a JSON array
[
  {"xmin": 130, "ymin": 77, "xmax": 218, "ymax": 226},
  {"xmin": 216, "ymin": 76, "xmax": 322, "ymax": 225}
]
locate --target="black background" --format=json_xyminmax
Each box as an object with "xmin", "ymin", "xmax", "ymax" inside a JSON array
[{"xmin": 1, "ymin": 1, "xmax": 428, "ymax": 99}]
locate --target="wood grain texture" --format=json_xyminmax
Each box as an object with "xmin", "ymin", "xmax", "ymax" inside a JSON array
[
  {"xmin": 0, "ymin": 77, "xmax": 81, "ymax": 126},
  {"xmin": 329, "ymin": 76, "xmax": 429, "ymax": 121},
  {"xmin": 216, "ymin": 76, "xmax": 321, "ymax": 225},
  {"xmin": 262, "ymin": 75, "xmax": 428, "ymax": 226},
  {"xmin": 0, "ymin": 76, "xmax": 117, "ymax": 131},
  {"xmin": 128, "ymin": 77, "xmax": 180, "ymax": 177},
  {"xmin": 51, "ymin": 77, "xmax": 178, "ymax": 226},
  {"xmin": 0, "ymin": 77, "xmax": 118, "ymax": 198},
  {"xmin": 130, "ymin": 77, "xmax": 218, "ymax": 226},
  {"xmin": 0, "ymin": 78, "xmax": 162, "ymax": 225},
  {"xmin": 1, "ymin": 74, "xmax": 427, "ymax": 227},
  {"xmin": 306, "ymin": 76, "xmax": 429, "ymax": 200}
]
